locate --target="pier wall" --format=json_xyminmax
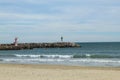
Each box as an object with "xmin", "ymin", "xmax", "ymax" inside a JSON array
[{"xmin": 0, "ymin": 42, "xmax": 80, "ymax": 50}]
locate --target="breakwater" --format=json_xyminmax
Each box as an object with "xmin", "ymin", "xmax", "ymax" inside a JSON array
[{"xmin": 0, "ymin": 42, "xmax": 80, "ymax": 50}]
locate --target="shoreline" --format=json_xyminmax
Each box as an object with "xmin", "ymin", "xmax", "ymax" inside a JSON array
[
  {"xmin": 0, "ymin": 63, "xmax": 120, "ymax": 70},
  {"xmin": 0, "ymin": 63, "xmax": 120, "ymax": 80}
]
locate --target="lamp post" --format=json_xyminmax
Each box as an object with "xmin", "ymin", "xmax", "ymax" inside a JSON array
[
  {"xmin": 61, "ymin": 36, "xmax": 63, "ymax": 42},
  {"xmin": 14, "ymin": 37, "xmax": 18, "ymax": 46}
]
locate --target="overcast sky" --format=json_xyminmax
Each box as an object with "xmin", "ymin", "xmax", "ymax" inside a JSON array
[{"xmin": 0, "ymin": 0, "xmax": 120, "ymax": 43}]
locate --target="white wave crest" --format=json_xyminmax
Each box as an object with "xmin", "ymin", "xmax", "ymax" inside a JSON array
[
  {"xmin": 70, "ymin": 59, "xmax": 120, "ymax": 63},
  {"xmin": 15, "ymin": 54, "xmax": 72, "ymax": 59}
]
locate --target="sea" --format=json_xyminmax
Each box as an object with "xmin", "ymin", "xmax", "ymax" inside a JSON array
[{"xmin": 0, "ymin": 42, "xmax": 120, "ymax": 67}]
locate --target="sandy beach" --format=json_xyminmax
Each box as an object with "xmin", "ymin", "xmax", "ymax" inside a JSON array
[{"xmin": 0, "ymin": 64, "xmax": 120, "ymax": 80}]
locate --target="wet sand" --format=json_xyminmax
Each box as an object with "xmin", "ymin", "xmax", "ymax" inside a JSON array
[{"xmin": 0, "ymin": 64, "xmax": 120, "ymax": 80}]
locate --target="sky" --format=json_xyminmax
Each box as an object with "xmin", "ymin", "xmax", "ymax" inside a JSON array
[{"xmin": 0, "ymin": 0, "xmax": 120, "ymax": 43}]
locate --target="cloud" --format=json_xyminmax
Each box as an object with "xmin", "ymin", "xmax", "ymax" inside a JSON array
[{"xmin": 0, "ymin": 0, "xmax": 120, "ymax": 42}]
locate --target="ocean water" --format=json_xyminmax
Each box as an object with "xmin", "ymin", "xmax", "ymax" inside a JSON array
[{"xmin": 0, "ymin": 42, "xmax": 120, "ymax": 67}]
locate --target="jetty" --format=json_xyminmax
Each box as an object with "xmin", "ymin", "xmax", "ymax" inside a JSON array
[
  {"xmin": 0, "ymin": 37, "xmax": 80, "ymax": 50},
  {"xmin": 0, "ymin": 42, "xmax": 80, "ymax": 50}
]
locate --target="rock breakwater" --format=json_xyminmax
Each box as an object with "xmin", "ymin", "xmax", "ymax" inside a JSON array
[{"xmin": 0, "ymin": 42, "xmax": 80, "ymax": 50}]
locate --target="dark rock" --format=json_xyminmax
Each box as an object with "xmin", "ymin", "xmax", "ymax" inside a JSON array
[{"xmin": 0, "ymin": 42, "xmax": 80, "ymax": 50}]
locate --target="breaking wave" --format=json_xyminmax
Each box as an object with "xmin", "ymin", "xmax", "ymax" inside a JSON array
[
  {"xmin": 0, "ymin": 54, "xmax": 120, "ymax": 59},
  {"xmin": 1, "ymin": 58, "xmax": 120, "ymax": 64},
  {"xmin": 1, "ymin": 54, "xmax": 120, "ymax": 66}
]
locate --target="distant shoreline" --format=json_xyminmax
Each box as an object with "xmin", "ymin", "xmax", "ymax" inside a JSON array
[{"xmin": 76, "ymin": 42, "xmax": 120, "ymax": 43}]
